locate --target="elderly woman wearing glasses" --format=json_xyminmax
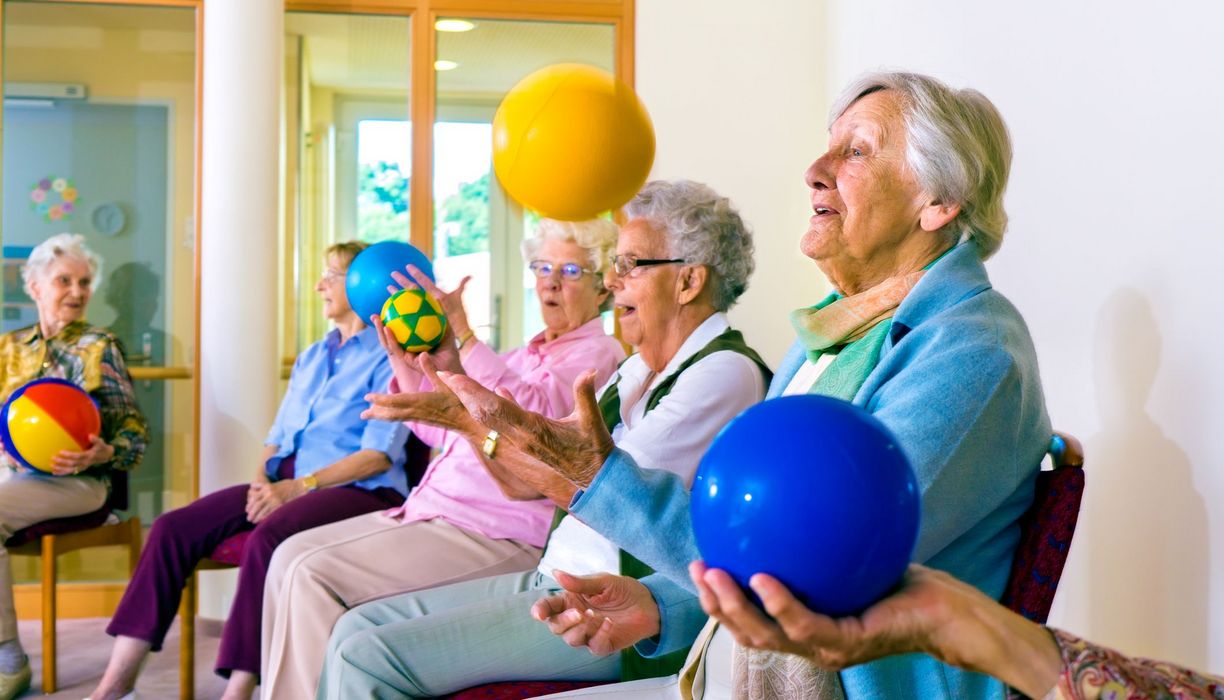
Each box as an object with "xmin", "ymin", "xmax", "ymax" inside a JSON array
[
  {"xmin": 257, "ymin": 218, "xmax": 627, "ymax": 699},
  {"xmin": 0, "ymin": 234, "xmax": 147, "ymax": 700},
  {"xmin": 308, "ymin": 180, "xmax": 771, "ymax": 699}
]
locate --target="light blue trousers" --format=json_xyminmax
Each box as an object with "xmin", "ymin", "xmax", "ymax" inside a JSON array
[{"xmin": 318, "ymin": 569, "xmax": 621, "ymax": 699}]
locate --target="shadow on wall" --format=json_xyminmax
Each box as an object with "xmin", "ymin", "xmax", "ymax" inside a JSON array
[
  {"xmin": 1086, "ymin": 287, "xmax": 1208, "ymax": 667},
  {"xmin": 103, "ymin": 262, "xmax": 181, "ymax": 522}
]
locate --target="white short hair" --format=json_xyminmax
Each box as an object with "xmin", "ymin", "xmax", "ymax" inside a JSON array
[
  {"xmin": 520, "ymin": 218, "xmax": 619, "ymax": 278},
  {"xmin": 830, "ymin": 71, "xmax": 1013, "ymax": 259},
  {"xmin": 21, "ymin": 233, "xmax": 104, "ymax": 296}
]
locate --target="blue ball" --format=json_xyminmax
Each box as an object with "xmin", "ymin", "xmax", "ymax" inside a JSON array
[
  {"xmin": 691, "ymin": 395, "xmax": 920, "ymax": 617},
  {"xmin": 345, "ymin": 241, "xmax": 435, "ymax": 323}
]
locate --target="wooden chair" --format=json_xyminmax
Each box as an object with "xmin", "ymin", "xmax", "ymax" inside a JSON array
[
  {"xmin": 178, "ymin": 434, "xmax": 432, "ymax": 700},
  {"xmin": 178, "ymin": 533, "xmax": 245, "ymax": 700},
  {"xmin": 445, "ymin": 432, "xmax": 1088, "ymax": 700},
  {"xmin": 3, "ymin": 470, "xmax": 142, "ymax": 694}
]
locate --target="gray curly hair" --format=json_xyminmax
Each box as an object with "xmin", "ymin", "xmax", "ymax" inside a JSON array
[
  {"xmin": 22, "ymin": 232, "xmax": 103, "ymax": 297},
  {"xmin": 830, "ymin": 71, "xmax": 1013, "ymax": 259},
  {"xmin": 624, "ymin": 180, "xmax": 754, "ymax": 311}
]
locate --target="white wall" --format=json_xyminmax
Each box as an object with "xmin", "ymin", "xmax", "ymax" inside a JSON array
[
  {"xmin": 640, "ymin": 0, "xmax": 1224, "ymax": 672},
  {"xmin": 636, "ymin": 0, "xmax": 829, "ymax": 366}
]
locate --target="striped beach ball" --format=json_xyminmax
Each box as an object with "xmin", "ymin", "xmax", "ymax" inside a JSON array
[{"xmin": 0, "ymin": 378, "xmax": 101, "ymax": 472}]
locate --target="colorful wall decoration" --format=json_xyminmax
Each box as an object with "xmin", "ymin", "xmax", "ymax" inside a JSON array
[{"xmin": 29, "ymin": 176, "xmax": 79, "ymax": 223}]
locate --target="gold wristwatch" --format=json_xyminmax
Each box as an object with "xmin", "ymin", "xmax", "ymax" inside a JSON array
[{"xmin": 299, "ymin": 474, "xmax": 319, "ymax": 492}]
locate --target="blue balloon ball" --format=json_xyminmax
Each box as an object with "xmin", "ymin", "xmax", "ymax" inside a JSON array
[
  {"xmin": 691, "ymin": 395, "xmax": 920, "ymax": 617},
  {"xmin": 345, "ymin": 241, "xmax": 435, "ymax": 324}
]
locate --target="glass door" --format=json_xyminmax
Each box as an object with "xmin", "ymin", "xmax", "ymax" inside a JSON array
[
  {"xmin": 1, "ymin": 0, "xmax": 198, "ymax": 582},
  {"xmin": 282, "ymin": 11, "xmax": 412, "ymax": 357}
]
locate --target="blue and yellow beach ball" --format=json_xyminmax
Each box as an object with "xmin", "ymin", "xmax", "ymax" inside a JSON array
[
  {"xmin": 0, "ymin": 378, "xmax": 101, "ymax": 472},
  {"xmin": 381, "ymin": 288, "xmax": 448, "ymax": 353}
]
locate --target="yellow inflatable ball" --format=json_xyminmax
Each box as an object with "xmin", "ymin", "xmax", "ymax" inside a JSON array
[
  {"xmin": 493, "ymin": 63, "xmax": 655, "ymax": 221},
  {"xmin": 380, "ymin": 288, "xmax": 448, "ymax": 353}
]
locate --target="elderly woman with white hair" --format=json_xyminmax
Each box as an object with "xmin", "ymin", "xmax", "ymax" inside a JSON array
[
  {"xmin": 437, "ymin": 71, "xmax": 1053, "ymax": 700},
  {"xmin": 313, "ymin": 180, "xmax": 772, "ymax": 699},
  {"xmin": 257, "ymin": 218, "xmax": 629, "ymax": 699},
  {"xmin": 0, "ymin": 233, "xmax": 146, "ymax": 700}
]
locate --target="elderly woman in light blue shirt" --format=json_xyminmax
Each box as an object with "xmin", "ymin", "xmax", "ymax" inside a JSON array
[{"xmin": 88, "ymin": 241, "xmax": 410, "ymax": 700}]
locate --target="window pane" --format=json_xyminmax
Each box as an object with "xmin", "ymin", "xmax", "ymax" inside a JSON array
[
  {"xmin": 2, "ymin": 2, "xmax": 197, "ymax": 584},
  {"xmin": 357, "ymin": 120, "xmax": 411, "ymax": 243},
  {"xmin": 283, "ymin": 12, "xmax": 411, "ymax": 355}
]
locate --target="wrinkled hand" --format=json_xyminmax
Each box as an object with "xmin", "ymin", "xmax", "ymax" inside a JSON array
[
  {"xmin": 692, "ymin": 562, "xmax": 1064, "ymax": 699},
  {"xmin": 399, "ymin": 264, "xmax": 473, "ymax": 338},
  {"xmin": 50, "ymin": 435, "xmax": 115, "ymax": 476},
  {"xmin": 375, "ymin": 268, "xmax": 465, "ymax": 379},
  {"xmin": 397, "ymin": 267, "xmax": 468, "ymax": 374},
  {"xmin": 363, "ymin": 354, "xmax": 482, "ymax": 437},
  {"xmin": 371, "ymin": 312, "xmax": 425, "ymax": 391},
  {"xmin": 245, "ymin": 479, "xmax": 306, "ymax": 523},
  {"xmin": 532, "ymin": 570, "xmax": 662, "ymax": 655},
  {"xmin": 246, "ymin": 472, "xmax": 271, "ymax": 513},
  {"xmin": 439, "ymin": 370, "xmax": 613, "ymax": 487},
  {"xmin": 691, "ymin": 562, "xmax": 995, "ymax": 670}
]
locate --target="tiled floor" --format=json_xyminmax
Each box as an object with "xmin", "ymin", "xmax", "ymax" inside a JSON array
[{"xmin": 17, "ymin": 617, "xmax": 235, "ymax": 699}]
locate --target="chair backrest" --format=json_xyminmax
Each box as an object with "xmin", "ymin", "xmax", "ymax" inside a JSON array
[
  {"xmin": 106, "ymin": 469, "xmax": 130, "ymax": 512},
  {"xmin": 1001, "ymin": 431, "xmax": 1085, "ymax": 623},
  {"xmin": 403, "ymin": 431, "xmax": 432, "ymax": 489}
]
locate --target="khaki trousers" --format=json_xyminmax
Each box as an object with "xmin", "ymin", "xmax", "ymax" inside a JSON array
[
  {"xmin": 0, "ymin": 467, "xmax": 108, "ymax": 640},
  {"xmin": 260, "ymin": 512, "xmax": 541, "ymax": 699}
]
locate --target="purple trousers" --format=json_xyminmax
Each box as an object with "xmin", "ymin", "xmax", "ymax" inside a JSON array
[{"xmin": 106, "ymin": 470, "xmax": 403, "ymax": 678}]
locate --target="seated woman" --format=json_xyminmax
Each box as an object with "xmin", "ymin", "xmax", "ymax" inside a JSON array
[
  {"xmin": 0, "ymin": 234, "xmax": 147, "ymax": 700},
  {"xmin": 689, "ymin": 562, "xmax": 1224, "ymax": 700},
  {"xmin": 313, "ymin": 181, "xmax": 772, "ymax": 699},
  {"xmin": 86, "ymin": 241, "xmax": 411, "ymax": 700},
  {"xmin": 258, "ymin": 218, "xmax": 628, "ymax": 699},
  {"xmin": 443, "ymin": 71, "xmax": 1051, "ymax": 700}
]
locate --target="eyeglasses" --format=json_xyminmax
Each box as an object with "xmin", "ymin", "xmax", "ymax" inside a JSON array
[
  {"xmin": 320, "ymin": 268, "xmax": 345, "ymax": 283},
  {"xmin": 529, "ymin": 260, "xmax": 594, "ymax": 281},
  {"xmin": 608, "ymin": 254, "xmax": 687, "ymax": 277}
]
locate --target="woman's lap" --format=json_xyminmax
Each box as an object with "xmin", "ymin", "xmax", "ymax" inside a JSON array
[{"xmin": 325, "ymin": 570, "xmax": 620, "ymax": 697}]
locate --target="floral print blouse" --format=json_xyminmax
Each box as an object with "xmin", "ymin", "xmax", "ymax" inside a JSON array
[{"xmin": 1038, "ymin": 629, "xmax": 1223, "ymax": 700}]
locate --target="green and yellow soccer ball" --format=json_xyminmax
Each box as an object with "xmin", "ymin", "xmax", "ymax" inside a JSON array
[{"xmin": 380, "ymin": 288, "xmax": 448, "ymax": 352}]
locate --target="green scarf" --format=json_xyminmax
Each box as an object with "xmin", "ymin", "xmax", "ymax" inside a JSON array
[{"xmin": 790, "ymin": 248, "xmax": 953, "ymax": 399}]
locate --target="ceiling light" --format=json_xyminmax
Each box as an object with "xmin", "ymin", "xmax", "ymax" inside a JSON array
[
  {"xmin": 435, "ymin": 19, "xmax": 475, "ymax": 33},
  {"xmin": 434, "ymin": 59, "xmax": 459, "ymax": 71}
]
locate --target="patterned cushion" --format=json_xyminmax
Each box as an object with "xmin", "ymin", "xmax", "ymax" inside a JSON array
[
  {"xmin": 4, "ymin": 507, "xmax": 112, "ymax": 548},
  {"xmin": 208, "ymin": 531, "xmax": 252, "ymax": 566},
  {"xmin": 1001, "ymin": 464, "xmax": 1085, "ymax": 623},
  {"xmin": 445, "ymin": 681, "xmax": 608, "ymax": 699}
]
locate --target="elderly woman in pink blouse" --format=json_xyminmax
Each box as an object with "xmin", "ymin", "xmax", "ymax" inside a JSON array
[{"xmin": 258, "ymin": 218, "xmax": 626, "ymax": 699}]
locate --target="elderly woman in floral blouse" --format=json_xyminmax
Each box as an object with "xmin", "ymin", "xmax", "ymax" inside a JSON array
[{"xmin": 0, "ymin": 233, "xmax": 147, "ymax": 700}]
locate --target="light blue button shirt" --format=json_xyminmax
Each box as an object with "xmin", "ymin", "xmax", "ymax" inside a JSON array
[{"xmin": 264, "ymin": 326, "xmax": 409, "ymax": 495}]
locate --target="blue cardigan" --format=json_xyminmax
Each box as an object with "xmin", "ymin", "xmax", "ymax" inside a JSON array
[{"xmin": 569, "ymin": 241, "xmax": 1051, "ymax": 699}]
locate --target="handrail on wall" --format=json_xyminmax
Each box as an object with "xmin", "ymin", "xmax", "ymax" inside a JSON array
[{"xmin": 128, "ymin": 366, "xmax": 193, "ymax": 381}]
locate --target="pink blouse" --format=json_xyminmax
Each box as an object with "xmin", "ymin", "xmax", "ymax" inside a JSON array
[{"xmin": 384, "ymin": 317, "xmax": 625, "ymax": 548}]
